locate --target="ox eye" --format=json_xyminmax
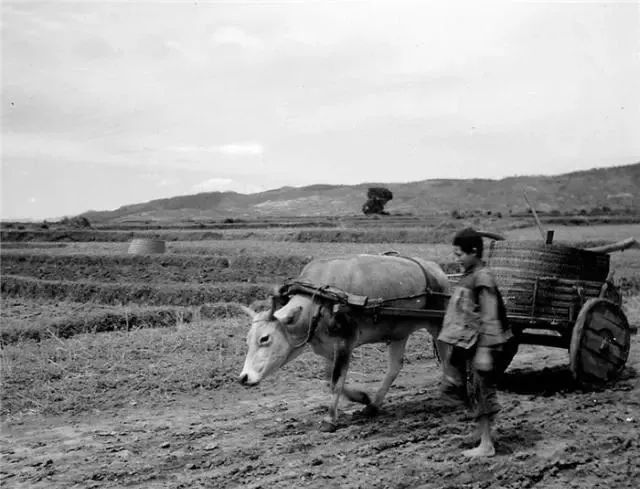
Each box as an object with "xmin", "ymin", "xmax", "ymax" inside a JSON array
[{"xmin": 259, "ymin": 335, "xmax": 271, "ymax": 346}]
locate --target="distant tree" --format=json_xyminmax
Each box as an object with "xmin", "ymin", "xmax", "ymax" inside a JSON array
[
  {"xmin": 362, "ymin": 187, "xmax": 393, "ymax": 215},
  {"xmin": 367, "ymin": 187, "xmax": 393, "ymax": 202},
  {"xmin": 62, "ymin": 216, "xmax": 92, "ymax": 228}
]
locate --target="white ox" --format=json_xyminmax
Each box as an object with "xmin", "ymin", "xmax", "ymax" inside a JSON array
[{"xmin": 238, "ymin": 254, "xmax": 450, "ymax": 432}]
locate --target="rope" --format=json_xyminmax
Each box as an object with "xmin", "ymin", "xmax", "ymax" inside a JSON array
[{"xmin": 289, "ymin": 286, "xmax": 325, "ymax": 349}]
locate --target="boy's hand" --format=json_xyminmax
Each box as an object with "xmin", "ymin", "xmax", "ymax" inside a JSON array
[{"xmin": 474, "ymin": 346, "xmax": 493, "ymax": 372}]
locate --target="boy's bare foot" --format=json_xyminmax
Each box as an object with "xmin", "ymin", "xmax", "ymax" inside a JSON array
[{"xmin": 462, "ymin": 442, "xmax": 495, "ymax": 458}]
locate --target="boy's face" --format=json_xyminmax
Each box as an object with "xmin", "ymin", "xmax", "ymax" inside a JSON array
[{"xmin": 453, "ymin": 245, "xmax": 478, "ymax": 272}]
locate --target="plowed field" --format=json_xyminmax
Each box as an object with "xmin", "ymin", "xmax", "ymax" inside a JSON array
[{"xmin": 2, "ymin": 224, "xmax": 639, "ymax": 488}]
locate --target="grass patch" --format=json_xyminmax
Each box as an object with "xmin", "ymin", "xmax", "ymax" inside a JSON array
[
  {"xmin": 1, "ymin": 275, "xmax": 272, "ymax": 307},
  {"xmin": 1, "ymin": 300, "xmax": 636, "ymax": 419},
  {"xmin": 0, "ymin": 242, "xmax": 68, "ymax": 250},
  {"xmin": 0, "ymin": 318, "xmax": 441, "ymax": 419},
  {"xmin": 0, "ymin": 319, "xmax": 250, "ymax": 417},
  {"xmin": 0, "ymin": 300, "xmax": 257, "ymax": 344},
  {"xmin": 504, "ymin": 223, "xmax": 640, "ymax": 242},
  {"xmin": 0, "ymin": 252, "xmax": 310, "ymax": 283},
  {"xmin": 0, "ymin": 224, "xmax": 466, "ymax": 244}
]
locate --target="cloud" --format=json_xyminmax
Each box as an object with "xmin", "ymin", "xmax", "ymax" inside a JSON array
[
  {"xmin": 164, "ymin": 39, "xmax": 208, "ymax": 65},
  {"xmin": 168, "ymin": 142, "xmax": 264, "ymax": 156},
  {"xmin": 192, "ymin": 178, "xmax": 265, "ymax": 194},
  {"xmin": 2, "ymin": 131, "xmax": 129, "ymax": 166},
  {"xmin": 218, "ymin": 143, "xmax": 264, "ymax": 156},
  {"xmin": 157, "ymin": 178, "xmax": 176, "ymax": 187},
  {"xmin": 193, "ymin": 178, "xmax": 233, "ymax": 192},
  {"xmin": 211, "ymin": 26, "xmax": 264, "ymax": 50}
]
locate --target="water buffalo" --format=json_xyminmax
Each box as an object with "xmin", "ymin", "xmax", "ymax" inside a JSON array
[{"xmin": 238, "ymin": 254, "xmax": 450, "ymax": 431}]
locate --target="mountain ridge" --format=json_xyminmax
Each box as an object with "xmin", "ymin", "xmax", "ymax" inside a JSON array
[{"xmin": 82, "ymin": 162, "xmax": 640, "ymax": 222}]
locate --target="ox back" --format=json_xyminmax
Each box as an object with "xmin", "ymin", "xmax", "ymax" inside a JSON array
[{"xmin": 296, "ymin": 254, "xmax": 449, "ymax": 311}]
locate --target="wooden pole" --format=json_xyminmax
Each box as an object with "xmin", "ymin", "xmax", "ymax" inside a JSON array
[
  {"xmin": 545, "ymin": 230, "xmax": 555, "ymax": 245},
  {"xmin": 523, "ymin": 191, "xmax": 547, "ymax": 241},
  {"xmin": 586, "ymin": 237, "xmax": 640, "ymax": 254}
]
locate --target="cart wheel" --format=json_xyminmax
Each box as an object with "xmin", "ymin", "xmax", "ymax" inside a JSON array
[{"xmin": 569, "ymin": 298, "xmax": 631, "ymax": 385}]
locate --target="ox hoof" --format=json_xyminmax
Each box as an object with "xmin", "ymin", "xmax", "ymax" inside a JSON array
[
  {"xmin": 361, "ymin": 404, "xmax": 380, "ymax": 417},
  {"xmin": 319, "ymin": 420, "xmax": 337, "ymax": 433}
]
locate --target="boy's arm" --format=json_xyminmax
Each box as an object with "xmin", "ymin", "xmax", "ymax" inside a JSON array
[
  {"xmin": 474, "ymin": 287, "xmax": 502, "ymax": 372},
  {"xmin": 478, "ymin": 287, "xmax": 501, "ymax": 339}
]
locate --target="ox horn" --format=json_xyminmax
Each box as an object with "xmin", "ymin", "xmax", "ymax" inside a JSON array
[
  {"xmin": 269, "ymin": 295, "xmax": 278, "ymax": 320},
  {"xmin": 271, "ymin": 284, "xmax": 289, "ymax": 307}
]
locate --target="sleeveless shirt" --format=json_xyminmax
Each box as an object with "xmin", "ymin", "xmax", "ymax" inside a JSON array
[{"xmin": 438, "ymin": 263, "xmax": 512, "ymax": 349}]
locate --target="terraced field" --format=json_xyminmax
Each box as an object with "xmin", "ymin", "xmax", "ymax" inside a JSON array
[{"xmin": 1, "ymin": 222, "xmax": 639, "ymax": 488}]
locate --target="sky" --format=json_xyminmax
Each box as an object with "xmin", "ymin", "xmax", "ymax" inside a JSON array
[{"xmin": 1, "ymin": 0, "xmax": 639, "ymax": 219}]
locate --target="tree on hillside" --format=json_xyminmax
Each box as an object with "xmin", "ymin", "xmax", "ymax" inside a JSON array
[
  {"xmin": 362, "ymin": 187, "xmax": 393, "ymax": 215},
  {"xmin": 61, "ymin": 216, "xmax": 92, "ymax": 228}
]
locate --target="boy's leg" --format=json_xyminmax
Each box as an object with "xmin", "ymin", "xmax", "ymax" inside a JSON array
[
  {"xmin": 463, "ymin": 368, "xmax": 499, "ymax": 457},
  {"xmin": 438, "ymin": 342, "xmax": 468, "ymax": 405},
  {"xmin": 463, "ymin": 414, "xmax": 495, "ymax": 458}
]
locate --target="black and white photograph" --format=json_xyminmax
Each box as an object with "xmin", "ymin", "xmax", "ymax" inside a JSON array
[{"xmin": 1, "ymin": 1, "xmax": 639, "ymax": 487}]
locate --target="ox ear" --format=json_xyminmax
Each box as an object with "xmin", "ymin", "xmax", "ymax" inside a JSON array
[{"xmin": 238, "ymin": 305, "xmax": 257, "ymax": 320}]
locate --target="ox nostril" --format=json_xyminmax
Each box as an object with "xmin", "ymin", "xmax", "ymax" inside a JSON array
[{"xmin": 239, "ymin": 374, "xmax": 248, "ymax": 385}]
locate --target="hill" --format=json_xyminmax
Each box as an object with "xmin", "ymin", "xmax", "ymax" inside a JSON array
[{"xmin": 82, "ymin": 163, "xmax": 639, "ymax": 222}]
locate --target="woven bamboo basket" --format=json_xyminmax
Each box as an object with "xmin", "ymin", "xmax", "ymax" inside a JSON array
[
  {"xmin": 128, "ymin": 238, "xmax": 166, "ymax": 254},
  {"xmin": 486, "ymin": 240, "xmax": 609, "ymax": 320}
]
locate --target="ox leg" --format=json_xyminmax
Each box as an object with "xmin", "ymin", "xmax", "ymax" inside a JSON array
[
  {"xmin": 342, "ymin": 386, "xmax": 372, "ymax": 406},
  {"xmin": 366, "ymin": 337, "xmax": 408, "ymax": 416},
  {"xmin": 320, "ymin": 344, "xmax": 352, "ymax": 432},
  {"xmin": 321, "ymin": 360, "xmax": 371, "ymax": 406}
]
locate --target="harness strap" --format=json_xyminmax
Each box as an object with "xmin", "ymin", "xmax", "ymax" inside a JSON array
[
  {"xmin": 391, "ymin": 255, "xmax": 434, "ymax": 296},
  {"xmin": 289, "ymin": 286, "xmax": 325, "ymax": 348}
]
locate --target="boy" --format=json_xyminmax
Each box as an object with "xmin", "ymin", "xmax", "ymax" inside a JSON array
[{"xmin": 438, "ymin": 227, "xmax": 512, "ymax": 457}]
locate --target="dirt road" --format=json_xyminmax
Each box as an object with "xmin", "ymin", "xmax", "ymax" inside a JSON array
[{"xmin": 2, "ymin": 340, "xmax": 639, "ymax": 489}]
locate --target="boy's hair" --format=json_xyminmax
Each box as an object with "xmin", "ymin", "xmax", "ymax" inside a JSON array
[{"xmin": 453, "ymin": 227, "xmax": 483, "ymax": 257}]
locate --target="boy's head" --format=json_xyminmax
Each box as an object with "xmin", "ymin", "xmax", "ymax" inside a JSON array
[{"xmin": 453, "ymin": 227, "xmax": 483, "ymax": 258}]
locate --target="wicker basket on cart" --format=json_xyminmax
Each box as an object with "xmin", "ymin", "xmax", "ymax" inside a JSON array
[{"xmin": 486, "ymin": 240, "xmax": 632, "ymax": 385}]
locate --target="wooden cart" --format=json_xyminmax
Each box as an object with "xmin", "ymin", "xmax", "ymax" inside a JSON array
[
  {"xmin": 280, "ymin": 239, "xmax": 637, "ymax": 386},
  {"xmin": 482, "ymin": 239, "xmax": 635, "ymax": 385}
]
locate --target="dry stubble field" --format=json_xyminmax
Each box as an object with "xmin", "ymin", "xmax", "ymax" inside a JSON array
[{"xmin": 1, "ymin": 223, "xmax": 640, "ymax": 489}]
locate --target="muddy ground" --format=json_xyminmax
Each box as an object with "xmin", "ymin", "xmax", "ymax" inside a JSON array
[
  {"xmin": 2, "ymin": 231, "xmax": 639, "ymax": 488},
  {"xmin": 2, "ymin": 336, "xmax": 639, "ymax": 489}
]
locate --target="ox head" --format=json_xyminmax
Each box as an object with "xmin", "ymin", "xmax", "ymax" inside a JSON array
[{"xmin": 238, "ymin": 295, "xmax": 310, "ymax": 386}]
